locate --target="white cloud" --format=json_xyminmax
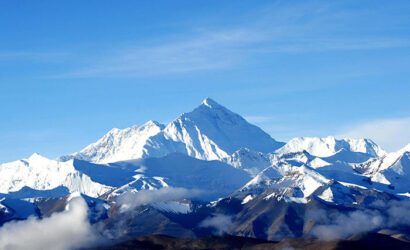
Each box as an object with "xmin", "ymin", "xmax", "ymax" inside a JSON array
[
  {"xmin": 310, "ymin": 209, "xmax": 384, "ymax": 240},
  {"xmin": 116, "ymin": 187, "xmax": 202, "ymax": 212},
  {"xmin": 0, "ymin": 197, "xmax": 99, "ymax": 250},
  {"xmin": 51, "ymin": 2, "xmax": 410, "ymax": 79},
  {"xmin": 338, "ymin": 117, "xmax": 410, "ymax": 152},
  {"xmin": 55, "ymin": 29, "xmax": 264, "ymax": 78},
  {"xmin": 310, "ymin": 200, "xmax": 410, "ymax": 240},
  {"xmin": 199, "ymin": 214, "xmax": 233, "ymax": 235}
]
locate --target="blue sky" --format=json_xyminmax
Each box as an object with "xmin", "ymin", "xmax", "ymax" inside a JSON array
[{"xmin": 1, "ymin": 0, "xmax": 409, "ymax": 162}]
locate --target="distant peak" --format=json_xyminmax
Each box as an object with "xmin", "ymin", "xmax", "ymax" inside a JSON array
[
  {"xmin": 143, "ymin": 120, "xmax": 162, "ymax": 127},
  {"xmin": 29, "ymin": 152, "xmax": 41, "ymax": 158},
  {"xmin": 202, "ymin": 98, "xmax": 221, "ymax": 108},
  {"xmin": 107, "ymin": 127, "xmax": 121, "ymax": 134},
  {"xmin": 28, "ymin": 152, "xmax": 48, "ymax": 161},
  {"xmin": 142, "ymin": 120, "xmax": 165, "ymax": 130}
]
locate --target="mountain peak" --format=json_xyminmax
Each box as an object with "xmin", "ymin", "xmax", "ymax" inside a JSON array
[
  {"xmin": 63, "ymin": 98, "xmax": 284, "ymax": 163},
  {"xmin": 28, "ymin": 152, "xmax": 48, "ymax": 161},
  {"xmin": 142, "ymin": 120, "xmax": 164, "ymax": 129},
  {"xmin": 162, "ymin": 98, "xmax": 285, "ymax": 158},
  {"xmin": 202, "ymin": 97, "xmax": 221, "ymax": 109}
]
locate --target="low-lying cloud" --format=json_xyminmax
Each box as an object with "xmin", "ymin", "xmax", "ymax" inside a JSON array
[
  {"xmin": 309, "ymin": 199, "xmax": 410, "ymax": 240},
  {"xmin": 116, "ymin": 187, "xmax": 202, "ymax": 212},
  {"xmin": 199, "ymin": 214, "xmax": 233, "ymax": 235},
  {"xmin": 310, "ymin": 209, "xmax": 384, "ymax": 240},
  {"xmin": 0, "ymin": 196, "xmax": 99, "ymax": 250}
]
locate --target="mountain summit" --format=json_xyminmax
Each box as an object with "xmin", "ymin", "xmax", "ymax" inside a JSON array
[{"xmin": 62, "ymin": 98, "xmax": 284, "ymax": 163}]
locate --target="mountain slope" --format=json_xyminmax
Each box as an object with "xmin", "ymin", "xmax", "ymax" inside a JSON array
[
  {"xmin": 159, "ymin": 98, "xmax": 284, "ymax": 160},
  {"xmin": 355, "ymin": 143, "xmax": 410, "ymax": 193},
  {"xmin": 62, "ymin": 98, "xmax": 284, "ymax": 164},
  {"xmin": 0, "ymin": 153, "xmax": 111, "ymax": 198},
  {"xmin": 104, "ymin": 153, "xmax": 252, "ymax": 201},
  {"xmin": 61, "ymin": 121, "xmax": 165, "ymax": 163}
]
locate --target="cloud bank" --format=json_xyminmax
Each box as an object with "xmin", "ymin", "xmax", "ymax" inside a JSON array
[
  {"xmin": 310, "ymin": 200, "xmax": 410, "ymax": 240},
  {"xmin": 116, "ymin": 187, "xmax": 202, "ymax": 212},
  {"xmin": 0, "ymin": 197, "xmax": 99, "ymax": 250},
  {"xmin": 199, "ymin": 214, "xmax": 233, "ymax": 235}
]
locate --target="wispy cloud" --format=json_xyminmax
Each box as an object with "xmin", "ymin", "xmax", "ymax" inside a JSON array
[
  {"xmin": 116, "ymin": 187, "xmax": 202, "ymax": 212},
  {"xmin": 252, "ymin": 38, "xmax": 410, "ymax": 54},
  {"xmin": 310, "ymin": 200, "xmax": 410, "ymax": 240},
  {"xmin": 50, "ymin": 1, "xmax": 410, "ymax": 78},
  {"xmin": 53, "ymin": 29, "xmax": 267, "ymax": 78},
  {"xmin": 338, "ymin": 117, "xmax": 410, "ymax": 152},
  {"xmin": 199, "ymin": 214, "xmax": 233, "ymax": 235}
]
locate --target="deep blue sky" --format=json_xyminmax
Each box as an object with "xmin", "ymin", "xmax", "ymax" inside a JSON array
[{"xmin": 1, "ymin": 0, "xmax": 409, "ymax": 162}]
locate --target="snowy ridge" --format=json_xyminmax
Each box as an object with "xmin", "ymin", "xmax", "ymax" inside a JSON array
[
  {"xmin": 358, "ymin": 143, "xmax": 410, "ymax": 173},
  {"xmin": 0, "ymin": 153, "xmax": 111, "ymax": 198},
  {"xmin": 276, "ymin": 136, "xmax": 386, "ymax": 158},
  {"xmin": 61, "ymin": 120, "xmax": 164, "ymax": 163},
  {"xmin": 62, "ymin": 98, "xmax": 284, "ymax": 164},
  {"xmin": 238, "ymin": 142, "xmax": 409, "ymax": 204},
  {"xmin": 354, "ymin": 143, "xmax": 410, "ymax": 192},
  {"xmin": 160, "ymin": 98, "xmax": 284, "ymax": 159},
  {"xmin": 222, "ymin": 148, "xmax": 273, "ymax": 176}
]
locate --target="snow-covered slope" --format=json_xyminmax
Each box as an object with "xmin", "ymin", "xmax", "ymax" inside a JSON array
[
  {"xmin": 276, "ymin": 136, "xmax": 386, "ymax": 158},
  {"xmin": 0, "ymin": 153, "xmax": 111, "ymax": 198},
  {"xmin": 222, "ymin": 148, "xmax": 273, "ymax": 176},
  {"xmin": 105, "ymin": 153, "xmax": 252, "ymax": 200},
  {"xmin": 358, "ymin": 143, "xmax": 410, "ymax": 173},
  {"xmin": 355, "ymin": 143, "xmax": 410, "ymax": 192},
  {"xmin": 63, "ymin": 98, "xmax": 284, "ymax": 163},
  {"xmin": 237, "ymin": 142, "xmax": 409, "ymax": 205},
  {"xmin": 159, "ymin": 98, "xmax": 284, "ymax": 159},
  {"xmin": 61, "ymin": 120, "xmax": 164, "ymax": 163}
]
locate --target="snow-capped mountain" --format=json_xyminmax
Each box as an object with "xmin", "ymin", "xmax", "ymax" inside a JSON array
[
  {"xmin": 60, "ymin": 120, "xmax": 165, "ymax": 163},
  {"xmin": 62, "ymin": 98, "xmax": 284, "ymax": 164},
  {"xmin": 354, "ymin": 143, "xmax": 410, "ymax": 194},
  {"xmin": 159, "ymin": 98, "xmax": 284, "ymax": 158},
  {"xmin": 276, "ymin": 136, "xmax": 386, "ymax": 158},
  {"xmin": 0, "ymin": 153, "xmax": 111, "ymax": 198},
  {"xmin": 0, "ymin": 98, "xmax": 409, "ymax": 244},
  {"xmin": 0, "ymin": 98, "xmax": 404, "ymax": 204},
  {"xmin": 237, "ymin": 142, "xmax": 410, "ymax": 205}
]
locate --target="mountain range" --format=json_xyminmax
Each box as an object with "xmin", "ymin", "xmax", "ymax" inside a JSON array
[{"xmin": 0, "ymin": 98, "xmax": 409, "ymax": 249}]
